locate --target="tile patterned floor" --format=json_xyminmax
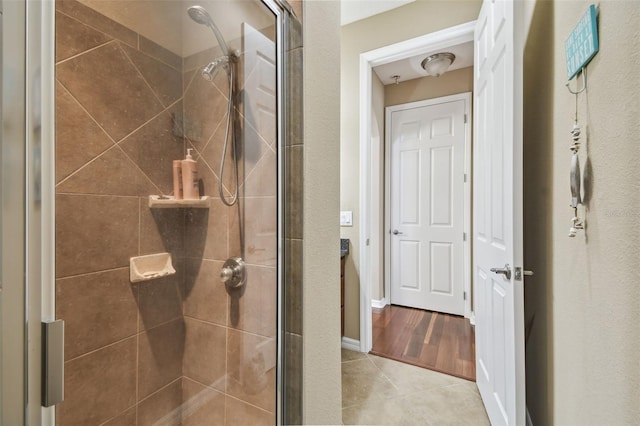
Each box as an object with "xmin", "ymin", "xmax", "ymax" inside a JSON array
[{"xmin": 341, "ymin": 349, "xmax": 490, "ymax": 425}]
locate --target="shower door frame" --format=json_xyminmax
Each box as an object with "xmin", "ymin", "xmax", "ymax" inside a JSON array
[
  {"xmin": 259, "ymin": 0, "xmax": 292, "ymax": 423},
  {"xmin": 3, "ymin": 0, "xmax": 57, "ymax": 423},
  {"xmin": 36, "ymin": 0, "xmax": 57, "ymax": 424}
]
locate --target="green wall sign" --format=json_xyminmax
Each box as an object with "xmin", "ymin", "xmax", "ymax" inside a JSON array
[{"xmin": 565, "ymin": 4, "xmax": 599, "ymax": 80}]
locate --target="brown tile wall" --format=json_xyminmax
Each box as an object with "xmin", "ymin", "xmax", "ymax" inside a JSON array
[
  {"xmin": 56, "ymin": 0, "xmax": 186, "ymax": 424},
  {"xmin": 284, "ymin": 12, "xmax": 304, "ymax": 424},
  {"xmin": 55, "ymin": 1, "xmax": 287, "ymax": 424}
]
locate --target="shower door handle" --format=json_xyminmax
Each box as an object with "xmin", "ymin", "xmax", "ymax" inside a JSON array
[
  {"xmin": 392, "ymin": 229, "xmax": 403, "ymax": 235},
  {"xmin": 42, "ymin": 320, "xmax": 65, "ymax": 407}
]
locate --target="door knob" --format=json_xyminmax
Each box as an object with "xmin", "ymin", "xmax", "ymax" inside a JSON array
[
  {"xmin": 490, "ymin": 264, "xmax": 511, "ymax": 280},
  {"xmin": 392, "ymin": 229, "xmax": 403, "ymax": 235}
]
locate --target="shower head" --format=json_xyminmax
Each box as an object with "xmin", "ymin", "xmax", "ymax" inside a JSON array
[
  {"xmin": 187, "ymin": 5, "xmax": 230, "ymax": 56},
  {"xmin": 202, "ymin": 56, "xmax": 230, "ymax": 81},
  {"xmin": 187, "ymin": 5, "xmax": 212, "ymax": 25}
]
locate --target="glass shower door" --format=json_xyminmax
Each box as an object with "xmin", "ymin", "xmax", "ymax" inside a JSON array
[
  {"xmin": 1, "ymin": 0, "xmax": 27, "ymax": 421},
  {"xmin": 50, "ymin": 0, "xmax": 294, "ymax": 424}
]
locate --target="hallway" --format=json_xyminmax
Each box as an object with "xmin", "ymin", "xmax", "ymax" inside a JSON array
[{"xmin": 341, "ymin": 349, "xmax": 489, "ymax": 425}]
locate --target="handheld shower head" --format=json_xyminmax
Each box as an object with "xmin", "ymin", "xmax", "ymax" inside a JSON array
[
  {"xmin": 187, "ymin": 5, "xmax": 212, "ymax": 25},
  {"xmin": 187, "ymin": 5, "xmax": 230, "ymax": 56}
]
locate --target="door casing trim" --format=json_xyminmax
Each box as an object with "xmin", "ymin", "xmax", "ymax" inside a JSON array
[{"xmin": 358, "ymin": 20, "xmax": 476, "ymax": 353}]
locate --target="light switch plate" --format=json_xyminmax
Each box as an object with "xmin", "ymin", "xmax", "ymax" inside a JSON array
[{"xmin": 340, "ymin": 211, "xmax": 353, "ymax": 226}]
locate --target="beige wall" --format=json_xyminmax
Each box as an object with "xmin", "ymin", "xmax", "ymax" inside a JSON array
[
  {"xmin": 340, "ymin": 0, "xmax": 482, "ymax": 340},
  {"xmin": 524, "ymin": 1, "xmax": 640, "ymax": 424},
  {"xmin": 385, "ymin": 66, "xmax": 473, "ymax": 106},
  {"xmin": 302, "ymin": 0, "xmax": 343, "ymax": 424}
]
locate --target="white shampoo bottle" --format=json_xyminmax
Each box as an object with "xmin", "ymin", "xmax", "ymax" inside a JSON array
[{"xmin": 182, "ymin": 148, "xmax": 199, "ymax": 199}]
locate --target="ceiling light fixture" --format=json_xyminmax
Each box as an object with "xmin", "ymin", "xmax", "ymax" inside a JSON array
[{"xmin": 421, "ymin": 52, "xmax": 456, "ymax": 77}]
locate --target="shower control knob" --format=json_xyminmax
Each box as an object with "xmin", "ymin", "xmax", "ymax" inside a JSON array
[
  {"xmin": 220, "ymin": 267, "xmax": 234, "ymax": 282},
  {"xmin": 220, "ymin": 257, "xmax": 246, "ymax": 288}
]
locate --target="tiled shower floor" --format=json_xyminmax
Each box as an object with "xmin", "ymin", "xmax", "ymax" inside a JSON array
[{"xmin": 341, "ymin": 349, "xmax": 490, "ymax": 425}]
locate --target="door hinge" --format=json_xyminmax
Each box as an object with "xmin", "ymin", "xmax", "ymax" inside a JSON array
[
  {"xmin": 464, "ymin": 173, "xmax": 467, "ymax": 183},
  {"xmin": 463, "ymin": 232, "xmax": 467, "ymax": 241},
  {"xmin": 464, "ymin": 114, "xmax": 468, "ymax": 124},
  {"xmin": 463, "ymin": 291, "xmax": 467, "ymax": 301}
]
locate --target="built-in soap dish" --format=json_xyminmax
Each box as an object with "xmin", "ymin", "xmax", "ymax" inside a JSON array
[{"xmin": 130, "ymin": 252, "xmax": 176, "ymax": 283}]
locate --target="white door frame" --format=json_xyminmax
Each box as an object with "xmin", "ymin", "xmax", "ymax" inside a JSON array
[
  {"xmin": 384, "ymin": 93, "xmax": 471, "ymax": 318},
  {"xmin": 358, "ymin": 21, "xmax": 476, "ymax": 353}
]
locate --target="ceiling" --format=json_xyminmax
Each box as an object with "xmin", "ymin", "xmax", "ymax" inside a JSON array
[
  {"xmin": 341, "ymin": 0, "xmax": 415, "ymax": 26},
  {"xmin": 373, "ymin": 41, "xmax": 474, "ymax": 85}
]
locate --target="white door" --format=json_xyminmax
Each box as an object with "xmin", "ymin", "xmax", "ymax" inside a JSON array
[
  {"xmin": 473, "ymin": 0, "xmax": 525, "ymax": 425},
  {"xmin": 242, "ymin": 22, "xmax": 276, "ymax": 149},
  {"xmin": 388, "ymin": 95, "xmax": 469, "ymax": 316}
]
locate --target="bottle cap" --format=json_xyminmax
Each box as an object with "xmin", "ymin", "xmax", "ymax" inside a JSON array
[{"xmin": 186, "ymin": 148, "xmax": 194, "ymax": 160}]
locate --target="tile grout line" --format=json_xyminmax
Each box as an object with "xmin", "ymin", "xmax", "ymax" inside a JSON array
[
  {"xmin": 137, "ymin": 197, "xmax": 141, "ymax": 256},
  {"xmin": 56, "ymin": 265, "xmax": 130, "ymax": 281},
  {"xmin": 54, "ymin": 80, "xmax": 117, "ymax": 186},
  {"xmin": 64, "ymin": 316, "xmax": 186, "ymax": 365},
  {"xmin": 64, "ymin": 333, "xmax": 137, "ymax": 364},
  {"xmin": 97, "ymin": 403, "xmax": 137, "ymax": 426},
  {"xmin": 55, "ymin": 8, "xmax": 137, "ymax": 50},
  {"xmin": 55, "ymin": 39, "xmax": 115, "ymax": 66},
  {"xmin": 183, "ymin": 314, "xmax": 276, "ymax": 341},
  {"xmin": 55, "ymin": 80, "xmax": 173, "ymax": 195},
  {"xmin": 181, "ymin": 256, "xmax": 277, "ymax": 270},
  {"xmin": 118, "ymin": 41, "xmax": 173, "ymax": 110},
  {"xmin": 59, "ymin": 90, "xmax": 183, "ymax": 194},
  {"xmin": 116, "ymin": 96, "xmax": 184, "ymax": 147},
  {"xmin": 137, "ymin": 376, "xmax": 183, "ymax": 406},
  {"xmin": 57, "ymin": 9, "xmax": 190, "ymax": 72},
  {"xmin": 226, "ymin": 393, "xmax": 274, "ymax": 416},
  {"xmin": 135, "ymin": 196, "xmax": 141, "ymax": 423},
  {"xmin": 365, "ymin": 354, "xmax": 401, "ymax": 392},
  {"xmin": 135, "ymin": 292, "xmax": 140, "ymax": 423},
  {"xmin": 224, "ymin": 326, "xmax": 229, "ymax": 422}
]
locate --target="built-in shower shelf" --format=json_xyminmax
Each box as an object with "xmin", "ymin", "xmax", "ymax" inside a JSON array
[{"xmin": 148, "ymin": 195, "xmax": 210, "ymax": 209}]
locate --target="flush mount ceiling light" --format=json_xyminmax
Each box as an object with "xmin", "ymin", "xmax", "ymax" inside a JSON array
[{"xmin": 421, "ymin": 52, "xmax": 456, "ymax": 77}]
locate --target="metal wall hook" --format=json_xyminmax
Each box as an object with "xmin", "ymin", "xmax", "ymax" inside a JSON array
[{"xmin": 566, "ymin": 67, "xmax": 588, "ymax": 95}]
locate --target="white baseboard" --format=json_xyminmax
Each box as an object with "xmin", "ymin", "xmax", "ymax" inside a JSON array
[
  {"xmin": 341, "ymin": 336, "xmax": 361, "ymax": 352},
  {"xmin": 371, "ymin": 298, "xmax": 387, "ymax": 309},
  {"xmin": 469, "ymin": 312, "xmax": 476, "ymax": 326}
]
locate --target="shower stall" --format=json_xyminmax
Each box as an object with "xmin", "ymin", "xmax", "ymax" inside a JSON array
[{"xmin": 0, "ymin": 0, "xmax": 302, "ymax": 424}]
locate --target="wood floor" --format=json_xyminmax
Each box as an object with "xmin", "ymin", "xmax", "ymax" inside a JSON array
[{"xmin": 371, "ymin": 305, "xmax": 476, "ymax": 381}]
